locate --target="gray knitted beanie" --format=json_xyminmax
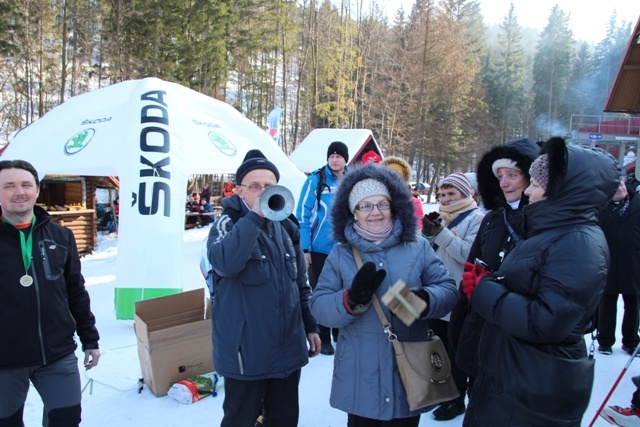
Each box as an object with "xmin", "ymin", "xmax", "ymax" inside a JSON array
[
  {"xmin": 529, "ymin": 154, "xmax": 550, "ymax": 191},
  {"xmin": 348, "ymin": 179, "xmax": 391, "ymax": 212}
]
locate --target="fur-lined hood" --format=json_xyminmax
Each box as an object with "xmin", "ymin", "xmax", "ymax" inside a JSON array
[
  {"xmin": 524, "ymin": 137, "xmax": 620, "ymax": 235},
  {"xmin": 477, "ymin": 138, "xmax": 541, "ymax": 210},
  {"xmin": 380, "ymin": 156, "xmax": 412, "ymax": 182},
  {"xmin": 331, "ymin": 163, "xmax": 417, "ymax": 244}
]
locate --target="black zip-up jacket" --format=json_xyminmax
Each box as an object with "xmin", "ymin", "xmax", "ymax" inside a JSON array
[{"xmin": 0, "ymin": 205, "xmax": 99, "ymax": 369}]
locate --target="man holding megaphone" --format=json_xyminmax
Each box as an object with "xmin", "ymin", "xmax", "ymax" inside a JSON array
[{"xmin": 207, "ymin": 149, "xmax": 321, "ymax": 427}]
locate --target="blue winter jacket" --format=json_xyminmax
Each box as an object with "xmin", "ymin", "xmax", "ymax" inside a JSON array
[
  {"xmin": 296, "ymin": 164, "xmax": 347, "ymax": 255},
  {"xmin": 310, "ymin": 223, "xmax": 458, "ymax": 420},
  {"xmin": 207, "ymin": 195, "xmax": 318, "ymax": 380}
]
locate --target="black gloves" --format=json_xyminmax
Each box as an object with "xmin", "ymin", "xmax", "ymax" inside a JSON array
[
  {"xmin": 421, "ymin": 213, "xmax": 443, "ymax": 237},
  {"xmin": 426, "ymin": 211, "xmax": 440, "ymax": 222},
  {"xmin": 410, "ymin": 288, "xmax": 430, "ymax": 317},
  {"xmin": 411, "ymin": 288, "xmax": 430, "ymax": 305},
  {"xmin": 348, "ymin": 262, "xmax": 387, "ymax": 306}
]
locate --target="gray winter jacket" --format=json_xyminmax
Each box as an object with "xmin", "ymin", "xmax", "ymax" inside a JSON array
[{"xmin": 309, "ymin": 164, "xmax": 458, "ymax": 420}]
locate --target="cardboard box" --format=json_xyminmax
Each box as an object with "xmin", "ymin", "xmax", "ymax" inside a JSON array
[{"xmin": 134, "ymin": 288, "xmax": 213, "ymax": 397}]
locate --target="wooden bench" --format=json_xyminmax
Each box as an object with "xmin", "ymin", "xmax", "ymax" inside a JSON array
[{"xmin": 185, "ymin": 211, "xmax": 219, "ymax": 229}]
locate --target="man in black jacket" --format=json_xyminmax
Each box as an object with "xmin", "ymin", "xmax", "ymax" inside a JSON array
[
  {"xmin": 597, "ymin": 176, "xmax": 640, "ymax": 356},
  {"xmin": 0, "ymin": 159, "xmax": 100, "ymax": 427}
]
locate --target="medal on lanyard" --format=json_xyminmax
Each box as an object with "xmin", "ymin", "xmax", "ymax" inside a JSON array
[{"xmin": 3, "ymin": 216, "xmax": 36, "ymax": 287}]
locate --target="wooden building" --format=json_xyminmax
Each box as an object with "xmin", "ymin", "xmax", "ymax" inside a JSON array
[{"xmin": 37, "ymin": 175, "xmax": 119, "ymax": 255}]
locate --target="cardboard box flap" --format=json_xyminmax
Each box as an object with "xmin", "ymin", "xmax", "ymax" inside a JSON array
[
  {"xmin": 143, "ymin": 308, "xmax": 208, "ymax": 331},
  {"xmin": 134, "ymin": 288, "xmax": 208, "ymax": 321}
]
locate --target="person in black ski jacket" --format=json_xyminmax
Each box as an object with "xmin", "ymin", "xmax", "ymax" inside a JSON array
[{"xmin": 0, "ymin": 159, "xmax": 100, "ymax": 427}]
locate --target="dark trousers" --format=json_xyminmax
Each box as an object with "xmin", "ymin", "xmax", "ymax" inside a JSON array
[
  {"xmin": 347, "ymin": 414, "xmax": 420, "ymax": 427},
  {"xmin": 598, "ymin": 293, "xmax": 640, "ymax": 349},
  {"xmin": 0, "ymin": 353, "xmax": 81, "ymax": 427},
  {"xmin": 430, "ymin": 318, "xmax": 469, "ymax": 400},
  {"xmin": 308, "ymin": 252, "xmax": 338, "ymax": 344},
  {"xmin": 221, "ymin": 369, "xmax": 301, "ymax": 427}
]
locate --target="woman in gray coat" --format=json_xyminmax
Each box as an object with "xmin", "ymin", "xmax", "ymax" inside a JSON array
[{"xmin": 309, "ymin": 164, "xmax": 458, "ymax": 426}]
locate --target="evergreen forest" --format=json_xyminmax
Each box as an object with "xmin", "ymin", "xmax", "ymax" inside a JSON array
[{"xmin": 0, "ymin": 0, "xmax": 635, "ymax": 184}]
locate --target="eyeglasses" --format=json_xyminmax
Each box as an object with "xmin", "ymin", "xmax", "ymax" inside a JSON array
[
  {"xmin": 239, "ymin": 183, "xmax": 273, "ymax": 193},
  {"xmin": 355, "ymin": 201, "xmax": 391, "ymax": 212}
]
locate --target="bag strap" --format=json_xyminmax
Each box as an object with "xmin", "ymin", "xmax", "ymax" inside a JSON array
[
  {"xmin": 352, "ymin": 245, "xmax": 398, "ymax": 342},
  {"xmin": 433, "ymin": 207, "xmax": 476, "ymax": 251},
  {"xmin": 315, "ymin": 167, "xmax": 326, "ymax": 211}
]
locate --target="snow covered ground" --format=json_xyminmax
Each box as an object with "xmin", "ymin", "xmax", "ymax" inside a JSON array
[{"xmin": 23, "ymin": 203, "xmax": 637, "ymax": 426}]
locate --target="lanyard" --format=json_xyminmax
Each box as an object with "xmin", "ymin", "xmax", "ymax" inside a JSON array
[{"xmin": 2, "ymin": 215, "xmax": 36, "ymax": 272}]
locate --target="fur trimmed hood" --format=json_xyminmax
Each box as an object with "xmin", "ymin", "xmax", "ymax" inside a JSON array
[
  {"xmin": 477, "ymin": 138, "xmax": 541, "ymax": 210},
  {"xmin": 380, "ymin": 156, "xmax": 412, "ymax": 182},
  {"xmin": 331, "ymin": 163, "xmax": 417, "ymax": 244},
  {"xmin": 524, "ymin": 137, "xmax": 620, "ymax": 234}
]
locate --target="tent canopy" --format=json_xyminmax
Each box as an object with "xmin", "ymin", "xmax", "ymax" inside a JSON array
[{"xmin": 2, "ymin": 77, "xmax": 307, "ymax": 318}]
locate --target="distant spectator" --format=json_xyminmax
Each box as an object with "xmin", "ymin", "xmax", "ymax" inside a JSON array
[
  {"xmin": 96, "ymin": 203, "xmax": 106, "ymax": 219},
  {"xmin": 361, "ymin": 150, "xmax": 382, "ymax": 165},
  {"xmin": 199, "ymin": 198, "xmax": 214, "ymax": 226},
  {"xmin": 464, "ymin": 172, "xmax": 483, "ymax": 209},
  {"xmin": 222, "ymin": 180, "xmax": 235, "ymax": 198},
  {"xmin": 200, "ymin": 185, "xmax": 212, "ymax": 204},
  {"xmin": 296, "ymin": 141, "xmax": 350, "ymax": 355},
  {"xmin": 596, "ymin": 176, "xmax": 640, "ymax": 356},
  {"xmin": 380, "ymin": 156, "xmax": 424, "ymax": 230},
  {"xmin": 185, "ymin": 196, "xmax": 200, "ymax": 227}
]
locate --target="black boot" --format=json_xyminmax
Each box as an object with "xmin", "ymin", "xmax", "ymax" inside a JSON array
[
  {"xmin": 320, "ymin": 343, "xmax": 335, "ymax": 355},
  {"xmin": 432, "ymin": 396, "xmax": 465, "ymax": 421}
]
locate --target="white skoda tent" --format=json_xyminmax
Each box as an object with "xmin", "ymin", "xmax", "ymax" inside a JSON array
[{"xmin": 2, "ymin": 77, "xmax": 306, "ymax": 319}]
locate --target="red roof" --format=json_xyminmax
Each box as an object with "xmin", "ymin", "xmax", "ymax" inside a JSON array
[{"xmin": 604, "ymin": 16, "xmax": 640, "ymax": 113}]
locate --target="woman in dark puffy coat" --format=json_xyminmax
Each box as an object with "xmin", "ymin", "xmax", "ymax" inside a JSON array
[
  {"xmin": 448, "ymin": 138, "xmax": 540, "ymax": 412},
  {"xmin": 462, "ymin": 137, "xmax": 620, "ymax": 426}
]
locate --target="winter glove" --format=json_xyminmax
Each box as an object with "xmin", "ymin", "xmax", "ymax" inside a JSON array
[
  {"xmin": 426, "ymin": 211, "xmax": 440, "ymax": 222},
  {"xmin": 410, "ymin": 288, "xmax": 430, "ymax": 317},
  {"xmin": 347, "ymin": 262, "xmax": 387, "ymax": 306},
  {"xmin": 381, "ymin": 281, "xmax": 428, "ymax": 326},
  {"xmin": 461, "ymin": 261, "xmax": 491, "ymax": 300},
  {"xmin": 421, "ymin": 214, "xmax": 443, "ymax": 237}
]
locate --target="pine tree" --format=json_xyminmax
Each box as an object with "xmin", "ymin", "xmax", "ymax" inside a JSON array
[
  {"xmin": 484, "ymin": 4, "xmax": 525, "ymax": 142},
  {"xmin": 532, "ymin": 5, "xmax": 575, "ymax": 139}
]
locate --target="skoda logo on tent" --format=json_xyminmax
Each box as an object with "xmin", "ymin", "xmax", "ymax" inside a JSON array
[
  {"xmin": 65, "ymin": 129, "xmax": 95, "ymax": 155},
  {"xmin": 209, "ymin": 131, "xmax": 236, "ymax": 157}
]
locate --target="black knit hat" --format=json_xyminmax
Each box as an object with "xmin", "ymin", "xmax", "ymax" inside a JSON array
[
  {"xmin": 235, "ymin": 149, "xmax": 280, "ymax": 185},
  {"xmin": 327, "ymin": 141, "xmax": 349, "ymax": 163}
]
